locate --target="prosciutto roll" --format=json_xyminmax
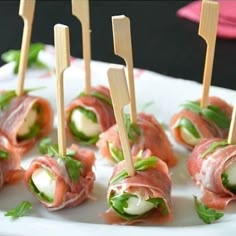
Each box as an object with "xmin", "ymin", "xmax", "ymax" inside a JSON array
[
  {"xmin": 25, "ymin": 144, "xmax": 95, "ymax": 211},
  {"xmin": 65, "ymin": 86, "xmax": 115, "ymax": 145},
  {"xmin": 97, "ymin": 112, "xmax": 177, "ymax": 167},
  {"xmin": 188, "ymin": 138, "xmax": 236, "ymax": 210},
  {"xmin": 170, "ymin": 96, "xmax": 232, "ymax": 150},
  {"xmin": 0, "ymin": 95, "xmax": 53, "ymax": 155},
  {"xmin": 103, "ymin": 154, "xmax": 173, "ymax": 225},
  {"xmin": 0, "ymin": 132, "xmax": 24, "ymax": 190}
]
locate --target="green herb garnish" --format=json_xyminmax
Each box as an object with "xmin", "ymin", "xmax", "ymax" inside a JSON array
[
  {"xmin": 0, "ymin": 149, "xmax": 9, "ymax": 160},
  {"xmin": 17, "ymin": 123, "xmax": 41, "ymax": 141},
  {"xmin": 194, "ymin": 196, "xmax": 224, "ymax": 224},
  {"xmin": 1, "ymin": 43, "xmax": 46, "ymax": 74},
  {"xmin": 124, "ymin": 114, "xmax": 141, "ymax": 142},
  {"xmin": 4, "ymin": 201, "xmax": 32, "ymax": 218},
  {"xmin": 175, "ymin": 118, "xmax": 200, "ymax": 139},
  {"xmin": 75, "ymin": 107, "xmax": 97, "ymax": 123},
  {"xmin": 108, "ymin": 142, "xmax": 124, "ymax": 162},
  {"xmin": 221, "ymin": 172, "xmax": 236, "ymax": 193},
  {"xmin": 110, "ymin": 156, "xmax": 157, "ymax": 185},
  {"xmin": 147, "ymin": 198, "xmax": 168, "ymax": 215},
  {"xmin": 200, "ymin": 140, "xmax": 228, "ymax": 158},
  {"xmin": 38, "ymin": 137, "xmax": 52, "ymax": 154}
]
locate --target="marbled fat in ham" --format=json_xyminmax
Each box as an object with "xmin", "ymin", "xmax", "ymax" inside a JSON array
[
  {"xmin": 0, "ymin": 95, "xmax": 53, "ymax": 155},
  {"xmin": 188, "ymin": 138, "xmax": 236, "ymax": 209},
  {"xmin": 170, "ymin": 96, "xmax": 232, "ymax": 150},
  {"xmin": 97, "ymin": 112, "xmax": 177, "ymax": 167},
  {"xmin": 25, "ymin": 144, "xmax": 95, "ymax": 211}
]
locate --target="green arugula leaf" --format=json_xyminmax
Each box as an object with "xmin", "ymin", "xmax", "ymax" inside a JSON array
[
  {"xmin": 64, "ymin": 155, "xmax": 82, "ymax": 182},
  {"xmin": 175, "ymin": 118, "xmax": 200, "ymax": 139},
  {"xmin": 0, "ymin": 149, "xmax": 9, "ymax": 160},
  {"xmin": 47, "ymin": 144, "xmax": 59, "ymax": 157},
  {"xmin": 4, "ymin": 201, "xmax": 32, "ymax": 218},
  {"xmin": 17, "ymin": 123, "xmax": 41, "ymax": 141},
  {"xmin": 38, "ymin": 137, "xmax": 52, "ymax": 155},
  {"xmin": 76, "ymin": 107, "xmax": 97, "ymax": 123},
  {"xmin": 124, "ymin": 114, "xmax": 141, "ymax": 142},
  {"xmin": 147, "ymin": 198, "xmax": 168, "ymax": 215},
  {"xmin": 1, "ymin": 43, "xmax": 46, "ymax": 74},
  {"xmin": 194, "ymin": 196, "xmax": 224, "ymax": 224},
  {"xmin": 69, "ymin": 121, "xmax": 99, "ymax": 145},
  {"xmin": 29, "ymin": 178, "xmax": 54, "ymax": 203},
  {"xmin": 200, "ymin": 140, "xmax": 228, "ymax": 158},
  {"xmin": 221, "ymin": 172, "xmax": 236, "ymax": 193},
  {"xmin": 110, "ymin": 156, "xmax": 157, "ymax": 185},
  {"xmin": 108, "ymin": 142, "xmax": 124, "ymax": 162},
  {"xmin": 181, "ymin": 101, "xmax": 201, "ymax": 113}
]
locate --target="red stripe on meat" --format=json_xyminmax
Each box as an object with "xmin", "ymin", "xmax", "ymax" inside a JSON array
[
  {"xmin": 97, "ymin": 112, "xmax": 177, "ymax": 167},
  {"xmin": 0, "ymin": 95, "xmax": 53, "ymax": 155},
  {"xmin": 170, "ymin": 96, "xmax": 232, "ymax": 150},
  {"xmin": 25, "ymin": 144, "xmax": 95, "ymax": 211},
  {"xmin": 188, "ymin": 138, "xmax": 236, "ymax": 209},
  {"xmin": 103, "ymin": 156, "xmax": 173, "ymax": 225}
]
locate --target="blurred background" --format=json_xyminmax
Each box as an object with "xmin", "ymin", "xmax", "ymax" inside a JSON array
[{"xmin": 0, "ymin": 1, "xmax": 236, "ymax": 89}]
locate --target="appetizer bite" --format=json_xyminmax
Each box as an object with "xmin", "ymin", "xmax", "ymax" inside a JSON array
[
  {"xmin": 65, "ymin": 0, "xmax": 115, "ymax": 145},
  {"xmin": 0, "ymin": 131, "xmax": 24, "ymax": 190},
  {"xmin": 170, "ymin": 97, "xmax": 232, "ymax": 150},
  {"xmin": 188, "ymin": 138, "xmax": 236, "ymax": 210}
]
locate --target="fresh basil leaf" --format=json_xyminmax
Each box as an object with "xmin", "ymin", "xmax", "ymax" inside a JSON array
[
  {"xmin": 4, "ymin": 201, "xmax": 32, "ymax": 218},
  {"xmin": 69, "ymin": 121, "xmax": 99, "ymax": 145},
  {"xmin": 147, "ymin": 197, "xmax": 168, "ymax": 215},
  {"xmin": 1, "ymin": 43, "xmax": 46, "ymax": 74},
  {"xmin": 175, "ymin": 118, "xmax": 200, "ymax": 139},
  {"xmin": 221, "ymin": 172, "xmax": 236, "ymax": 194},
  {"xmin": 0, "ymin": 149, "xmax": 9, "ymax": 160},
  {"xmin": 29, "ymin": 178, "xmax": 54, "ymax": 203},
  {"xmin": 76, "ymin": 107, "xmax": 97, "ymax": 123},
  {"xmin": 17, "ymin": 123, "xmax": 41, "ymax": 141},
  {"xmin": 124, "ymin": 114, "xmax": 141, "ymax": 142},
  {"xmin": 200, "ymin": 140, "xmax": 228, "ymax": 158},
  {"xmin": 181, "ymin": 101, "xmax": 201, "ymax": 113},
  {"xmin": 38, "ymin": 137, "xmax": 52, "ymax": 155},
  {"xmin": 194, "ymin": 196, "xmax": 224, "ymax": 224},
  {"xmin": 201, "ymin": 105, "xmax": 230, "ymax": 129},
  {"xmin": 110, "ymin": 156, "xmax": 157, "ymax": 185},
  {"xmin": 64, "ymin": 155, "xmax": 82, "ymax": 182},
  {"xmin": 108, "ymin": 142, "xmax": 124, "ymax": 162}
]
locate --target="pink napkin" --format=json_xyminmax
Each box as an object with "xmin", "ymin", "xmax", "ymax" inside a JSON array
[{"xmin": 177, "ymin": 0, "xmax": 236, "ymax": 39}]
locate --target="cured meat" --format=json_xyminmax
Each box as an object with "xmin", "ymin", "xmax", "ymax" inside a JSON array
[
  {"xmin": 0, "ymin": 132, "xmax": 24, "ymax": 190},
  {"xmin": 65, "ymin": 85, "xmax": 115, "ymax": 144},
  {"xmin": 170, "ymin": 96, "xmax": 232, "ymax": 150},
  {"xmin": 97, "ymin": 112, "xmax": 177, "ymax": 167},
  {"xmin": 0, "ymin": 95, "xmax": 53, "ymax": 155},
  {"xmin": 103, "ymin": 155, "xmax": 173, "ymax": 225},
  {"xmin": 25, "ymin": 144, "xmax": 95, "ymax": 211},
  {"xmin": 188, "ymin": 138, "xmax": 236, "ymax": 210}
]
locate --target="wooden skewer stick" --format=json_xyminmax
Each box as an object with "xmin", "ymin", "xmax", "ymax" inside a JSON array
[
  {"xmin": 16, "ymin": 0, "xmax": 36, "ymax": 96},
  {"xmin": 72, "ymin": 0, "xmax": 91, "ymax": 94},
  {"xmin": 112, "ymin": 15, "xmax": 137, "ymax": 123},
  {"xmin": 228, "ymin": 101, "xmax": 236, "ymax": 144},
  {"xmin": 54, "ymin": 24, "xmax": 70, "ymax": 156},
  {"xmin": 107, "ymin": 65, "xmax": 135, "ymax": 177},
  {"xmin": 199, "ymin": 0, "xmax": 219, "ymax": 108}
]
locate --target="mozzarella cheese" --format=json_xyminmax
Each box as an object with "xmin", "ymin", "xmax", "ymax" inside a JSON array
[
  {"xmin": 71, "ymin": 109, "xmax": 102, "ymax": 137},
  {"xmin": 180, "ymin": 127, "xmax": 200, "ymax": 146},
  {"xmin": 224, "ymin": 162, "xmax": 236, "ymax": 185},
  {"xmin": 123, "ymin": 197, "xmax": 154, "ymax": 215},
  {"xmin": 18, "ymin": 109, "xmax": 38, "ymax": 136},
  {"xmin": 31, "ymin": 168, "xmax": 56, "ymax": 199}
]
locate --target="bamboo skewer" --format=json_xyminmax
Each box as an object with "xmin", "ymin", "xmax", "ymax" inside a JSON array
[
  {"xmin": 199, "ymin": 0, "xmax": 219, "ymax": 108},
  {"xmin": 112, "ymin": 15, "xmax": 137, "ymax": 123},
  {"xmin": 107, "ymin": 65, "xmax": 135, "ymax": 177},
  {"xmin": 227, "ymin": 101, "xmax": 236, "ymax": 144},
  {"xmin": 54, "ymin": 24, "xmax": 70, "ymax": 156},
  {"xmin": 72, "ymin": 0, "xmax": 91, "ymax": 94},
  {"xmin": 16, "ymin": 0, "xmax": 36, "ymax": 96}
]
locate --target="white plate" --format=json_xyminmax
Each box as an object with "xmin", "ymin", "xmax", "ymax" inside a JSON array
[{"xmin": 0, "ymin": 50, "xmax": 236, "ymax": 236}]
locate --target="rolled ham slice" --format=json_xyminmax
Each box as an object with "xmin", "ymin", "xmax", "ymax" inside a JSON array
[
  {"xmin": 0, "ymin": 95, "xmax": 53, "ymax": 155},
  {"xmin": 0, "ymin": 132, "xmax": 24, "ymax": 190},
  {"xmin": 65, "ymin": 85, "xmax": 115, "ymax": 144},
  {"xmin": 170, "ymin": 96, "xmax": 232, "ymax": 150},
  {"xmin": 103, "ymin": 155, "xmax": 173, "ymax": 225},
  {"xmin": 25, "ymin": 144, "xmax": 95, "ymax": 211},
  {"xmin": 97, "ymin": 112, "xmax": 177, "ymax": 167},
  {"xmin": 188, "ymin": 138, "xmax": 236, "ymax": 210}
]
